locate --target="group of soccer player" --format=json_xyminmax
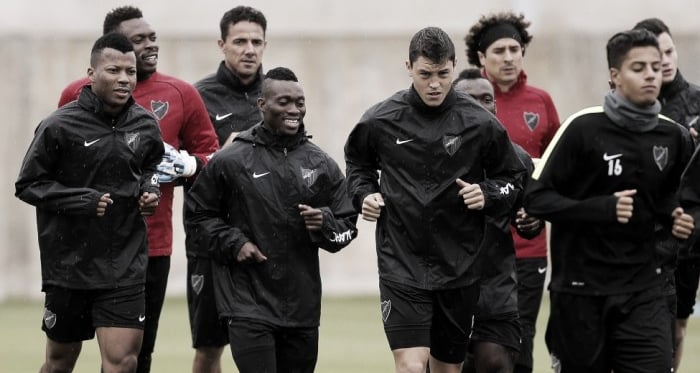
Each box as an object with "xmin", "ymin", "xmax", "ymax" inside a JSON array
[{"xmin": 14, "ymin": 4, "xmax": 700, "ymax": 373}]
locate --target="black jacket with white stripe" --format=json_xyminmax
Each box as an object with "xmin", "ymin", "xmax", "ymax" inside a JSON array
[{"xmin": 524, "ymin": 106, "xmax": 693, "ymax": 295}]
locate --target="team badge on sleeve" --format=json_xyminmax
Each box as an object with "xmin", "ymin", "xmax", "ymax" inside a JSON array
[{"xmin": 653, "ymin": 146, "xmax": 668, "ymax": 171}]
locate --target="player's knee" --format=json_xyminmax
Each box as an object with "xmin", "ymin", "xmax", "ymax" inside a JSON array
[
  {"xmin": 42, "ymin": 361, "xmax": 76, "ymax": 373},
  {"xmin": 396, "ymin": 360, "xmax": 427, "ymax": 373}
]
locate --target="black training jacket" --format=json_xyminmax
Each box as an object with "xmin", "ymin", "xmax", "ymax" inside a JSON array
[
  {"xmin": 194, "ymin": 62, "xmax": 263, "ymax": 145},
  {"xmin": 524, "ymin": 106, "xmax": 693, "ymax": 295},
  {"xmin": 15, "ymin": 87, "xmax": 163, "ymax": 290},
  {"xmin": 345, "ymin": 87, "xmax": 527, "ymax": 290},
  {"xmin": 659, "ymin": 71, "xmax": 700, "ymax": 260},
  {"xmin": 659, "ymin": 70, "xmax": 700, "ymax": 130},
  {"xmin": 185, "ymin": 124, "xmax": 358, "ymax": 327}
]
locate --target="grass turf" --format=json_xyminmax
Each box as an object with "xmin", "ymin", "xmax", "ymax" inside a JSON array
[{"xmin": 2, "ymin": 295, "xmax": 699, "ymax": 372}]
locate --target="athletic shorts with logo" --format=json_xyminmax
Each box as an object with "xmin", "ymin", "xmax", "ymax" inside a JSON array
[
  {"xmin": 379, "ymin": 279, "xmax": 478, "ymax": 364},
  {"xmin": 187, "ymin": 256, "xmax": 229, "ymax": 348},
  {"xmin": 42, "ymin": 284, "xmax": 145, "ymax": 343}
]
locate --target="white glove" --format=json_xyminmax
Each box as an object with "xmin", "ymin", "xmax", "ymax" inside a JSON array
[{"xmin": 156, "ymin": 142, "xmax": 198, "ymax": 183}]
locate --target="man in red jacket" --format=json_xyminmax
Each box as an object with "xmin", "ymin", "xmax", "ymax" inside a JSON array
[
  {"xmin": 57, "ymin": 6, "xmax": 219, "ymax": 373},
  {"xmin": 465, "ymin": 12, "xmax": 560, "ymax": 373}
]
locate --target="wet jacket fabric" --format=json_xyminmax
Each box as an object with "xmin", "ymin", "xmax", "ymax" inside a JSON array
[
  {"xmin": 16, "ymin": 87, "xmax": 164, "ymax": 289},
  {"xmin": 185, "ymin": 124, "xmax": 358, "ymax": 327},
  {"xmin": 194, "ymin": 62, "xmax": 263, "ymax": 145},
  {"xmin": 345, "ymin": 86, "xmax": 527, "ymax": 290},
  {"xmin": 58, "ymin": 72, "xmax": 219, "ymax": 257}
]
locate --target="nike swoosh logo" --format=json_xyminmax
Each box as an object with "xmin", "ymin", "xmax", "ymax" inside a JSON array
[
  {"xmin": 216, "ymin": 113, "xmax": 233, "ymax": 121},
  {"xmin": 253, "ymin": 172, "xmax": 270, "ymax": 179},
  {"xmin": 84, "ymin": 139, "xmax": 101, "ymax": 147},
  {"xmin": 138, "ymin": 315, "xmax": 146, "ymax": 322},
  {"xmin": 396, "ymin": 138, "xmax": 414, "ymax": 145},
  {"xmin": 603, "ymin": 153, "xmax": 622, "ymax": 161},
  {"xmin": 537, "ymin": 267, "xmax": 547, "ymax": 274}
]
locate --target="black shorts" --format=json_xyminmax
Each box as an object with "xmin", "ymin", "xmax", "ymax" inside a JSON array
[
  {"xmin": 515, "ymin": 257, "xmax": 547, "ymax": 369},
  {"xmin": 675, "ymin": 257, "xmax": 700, "ymax": 319},
  {"xmin": 187, "ymin": 257, "xmax": 229, "ymax": 348},
  {"xmin": 379, "ymin": 279, "xmax": 478, "ymax": 364},
  {"xmin": 470, "ymin": 311, "xmax": 521, "ymax": 352},
  {"xmin": 42, "ymin": 284, "xmax": 145, "ymax": 343},
  {"xmin": 227, "ymin": 318, "xmax": 318, "ymax": 373},
  {"xmin": 546, "ymin": 287, "xmax": 672, "ymax": 373}
]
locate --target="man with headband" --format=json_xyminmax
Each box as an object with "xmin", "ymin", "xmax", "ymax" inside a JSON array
[{"xmin": 465, "ymin": 12, "xmax": 560, "ymax": 373}]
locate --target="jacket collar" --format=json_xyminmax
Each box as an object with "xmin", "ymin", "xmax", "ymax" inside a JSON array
[
  {"xmin": 77, "ymin": 85, "xmax": 135, "ymax": 117},
  {"xmin": 216, "ymin": 61, "xmax": 263, "ymax": 92},
  {"xmin": 659, "ymin": 70, "xmax": 689, "ymax": 100},
  {"xmin": 489, "ymin": 70, "xmax": 528, "ymax": 96},
  {"xmin": 237, "ymin": 122, "xmax": 309, "ymax": 150},
  {"xmin": 406, "ymin": 84, "xmax": 457, "ymax": 116}
]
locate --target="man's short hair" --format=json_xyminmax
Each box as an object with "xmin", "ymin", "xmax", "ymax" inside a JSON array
[
  {"xmin": 91, "ymin": 32, "xmax": 135, "ymax": 66},
  {"xmin": 261, "ymin": 67, "xmax": 299, "ymax": 97},
  {"xmin": 606, "ymin": 29, "xmax": 660, "ymax": 69},
  {"xmin": 103, "ymin": 6, "xmax": 143, "ymax": 34},
  {"xmin": 633, "ymin": 18, "xmax": 671, "ymax": 37},
  {"xmin": 464, "ymin": 12, "xmax": 533, "ymax": 67},
  {"xmin": 408, "ymin": 27, "xmax": 455, "ymax": 65},
  {"xmin": 220, "ymin": 6, "xmax": 267, "ymax": 40},
  {"xmin": 454, "ymin": 68, "xmax": 484, "ymax": 85}
]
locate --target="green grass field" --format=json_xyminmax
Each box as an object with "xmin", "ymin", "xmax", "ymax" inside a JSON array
[{"xmin": 2, "ymin": 295, "xmax": 699, "ymax": 372}]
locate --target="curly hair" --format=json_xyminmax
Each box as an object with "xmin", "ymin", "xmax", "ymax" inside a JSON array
[
  {"xmin": 103, "ymin": 6, "xmax": 143, "ymax": 35},
  {"xmin": 464, "ymin": 12, "xmax": 533, "ymax": 67}
]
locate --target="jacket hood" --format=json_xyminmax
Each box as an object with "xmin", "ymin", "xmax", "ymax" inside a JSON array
[
  {"xmin": 216, "ymin": 61, "xmax": 264, "ymax": 92},
  {"xmin": 77, "ymin": 85, "xmax": 136, "ymax": 118},
  {"xmin": 236, "ymin": 122, "xmax": 309, "ymax": 149}
]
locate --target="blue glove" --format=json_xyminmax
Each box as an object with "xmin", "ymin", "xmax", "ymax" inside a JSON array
[{"xmin": 156, "ymin": 142, "xmax": 198, "ymax": 183}]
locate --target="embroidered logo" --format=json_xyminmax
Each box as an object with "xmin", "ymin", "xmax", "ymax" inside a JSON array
[
  {"xmin": 604, "ymin": 152, "xmax": 623, "ymax": 176},
  {"xmin": 191, "ymin": 274, "xmax": 204, "ymax": 295},
  {"xmin": 84, "ymin": 138, "xmax": 100, "ymax": 147},
  {"xmin": 138, "ymin": 315, "xmax": 146, "ymax": 322},
  {"xmin": 443, "ymin": 136, "xmax": 461, "ymax": 156},
  {"xmin": 331, "ymin": 229, "xmax": 354, "ymax": 243},
  {"xmin": 253, "ymin": 171, "xmax": 270, "ymax": 179},
  {"xmin": 381, "ymin": 299, "xmax": 392, "ymax": 323},
  {"xmin": 151, "ymin": 100, "xmax": 169, "ymax": 120},
  {"xmin": 125, "ymin": 132, "xmax": 140, "ymax": 152},
  {"xmin": 301, "ymin": 167, "xmax": 318, "ymax": 187},
  {"xmin": 653, "ymin": 146, "xmax": 668, "ymax": 171},
  {"xmin": 396, "ymin": 138, "xmax": 414, "ymax": 145},
  {"xmin": 43, "ymin": 308, "xmax": 57, "ymax": 329},
  {"xmin": 500, "ymin": 182, "xmax": 515, "ymax": 195},
  {"xmin": 216, "ymin": 113, "xmax": 233, "ymax": 121},
  {"xmin": 524, "ymin": 112, "xmax": 540, "ymax": 131}
]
